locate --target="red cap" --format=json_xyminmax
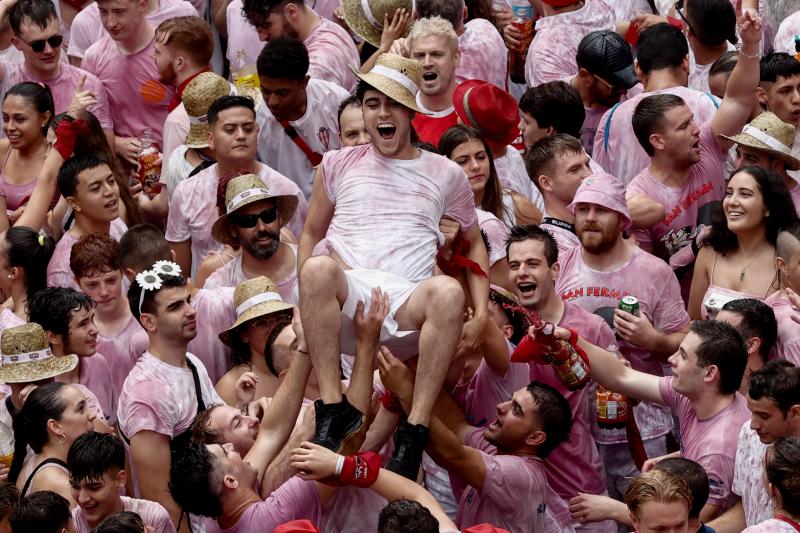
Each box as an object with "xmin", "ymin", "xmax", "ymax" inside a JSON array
[
  {"xmin": 274, "ymin": 520, "xmax": 321, "ymax": 533},
  {"xmin": 462, "ymin": 524, "xmax": 512, "ymax": 533},
  {"xmin": 452, "ymin": 80, "xmax": 520, "ymax": 152}
]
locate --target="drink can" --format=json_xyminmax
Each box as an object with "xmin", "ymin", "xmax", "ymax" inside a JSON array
[{"xmin": 619, "ymin": 296, "xmax": 640, "ymax": 316}]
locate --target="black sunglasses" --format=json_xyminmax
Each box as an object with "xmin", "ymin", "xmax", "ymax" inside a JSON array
[
  {"xmin": 673, "ymin": 0, "xmax": 696, "ymax": 35},
  {"xmin": 21, "ymin": 34, "xmax": 63, "ymax": 53},
  {"xmin": 230, "ymin": 207, "xmax": 278, "ymax": 228}
]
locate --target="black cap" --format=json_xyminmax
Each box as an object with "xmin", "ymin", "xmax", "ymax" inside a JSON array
[{"xmin": 576, "ymin": 30, "xmax": 638, "ymax": 90}]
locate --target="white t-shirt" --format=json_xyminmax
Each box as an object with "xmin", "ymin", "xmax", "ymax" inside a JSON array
[{"xmin": 732, "ymin": 422, "xmax": 774, "ymax": 526}]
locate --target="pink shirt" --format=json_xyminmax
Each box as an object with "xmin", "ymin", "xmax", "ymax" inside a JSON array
[
  {"xmin": 658, "ymin": 377, "xmax": 750, "ymax": 508},
  {"xmin": 218, "ymin": 477, "xmax": 322, "ymax": 533},
  {"xmin": 0, "ymin": 62, "xmax": 112, "ymax": 130},
  {"xmin": 166, "ymin": 162, "xmax": 307, "ymax": 278},
  {"xmin": 627, "ymin": 123, "xmax": 726, "ymax": 263},
  {"xmin": 766, "ymin": 292, "xmax": 800, "ymax": 365},
  {"xmin": 476, "ymin": 209, "xmax": 508, "ymax": 267},
  {"xmin": 203, "ymin": 245, "xmax": 299, "ymax": 306},
  {"xmin": 256, "ymin": 78, "xmax": 350, "ymax": 197},
  {"xmin": 186, "ymin": 287, "xmax": 236, "ymax": 384},
  {"xmin": 528, "ymin": 301, "xmax": 612, "ymax": 500},
  {"xmin": 47, "ymin": 219, "xmax": 128, "ymax": 290},
  {"xmin": 0, "ymin": 308, "xmax": 23, "ymax": 332},
  {"xmin": 581, "ymin": 106, "xmax": 606, "ymax": 158},
  {"xmin": 67, "ymin": 0, "xmax": 198, "ymax": 59},
  {"xmin": 226, "ymin": 0, "xmax": 262, "ymax": 74},
  {"xmin": 742, "ymin": 520, "xmax": 798, "ymax": 533},
  {"xmin": 319, "ymin": 144, "xmax": 478, "ymax": 283},
  {"xmin": 593, "ymin": 86, "xmax": 720, "ymax": 184},
  {"xmin": 556, "ymin": 246, "xmax": 687, "ymax": 442},
  {"xmin": 72, "ymin": 496, "xmax": 176, "ymax": 533},
  {"xmin": 72, "ymin": 354, "xmax": 115, "ymax": 425},
  {"xmin": 456, "ymin": 19, "xmax": 508, "ymax": 90},
  {"xmin": 494, "ymin": 146, "xmax": 542, "ymax": 208},
  {"xmin": 773, "ymin": 11, "xmax": 800, "ymax": 56},
  {"xmin": 305, "ymin": 18, "xmax": 359, "ymax": 92},
  {"xmin": 82, "ymin": 36, "xmax": 174, "ymax": 145},
  {"xmin": 524, "ymin": 0, "xmax": 614, "ymax": 87},
  {"xmin": 96, "ymin": 315, "xmax": 148, "ymax": 394},
  {"xmin": 454, "ymin": 427, "xmax": 573, "ymax": 532},
  {"xmin": 732, "ymin": 422, "xmax": 773, "ymax": 527}
]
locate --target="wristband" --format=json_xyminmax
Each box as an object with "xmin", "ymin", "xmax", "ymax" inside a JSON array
[
  {"xmin": 338, "ymin": 451, "xmax": 381, "ymax": 488},
  {"xmin": 335, "ymin": 454, "xmax": 345, "ymax": 476},
  {"xmin": 510, "ymin": 333, "xmax": 543, "ymax": 363},
  {"xmin": 53, "ymin": 118, "xmax": 88, "ymax": 160},
  {"xmin": 380, "ymin": 390, "xmax": 402, "ymax": 413}
]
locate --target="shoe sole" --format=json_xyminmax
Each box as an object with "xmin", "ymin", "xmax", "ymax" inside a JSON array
[{"xmin": 332, "ymin": 414, "xmax": 366, "ymax": 454}]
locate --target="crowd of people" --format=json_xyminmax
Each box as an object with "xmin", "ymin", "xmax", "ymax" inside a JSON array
[{"xmin": 0, "ymin": 0, "xmax": 796, "ymax": 531}]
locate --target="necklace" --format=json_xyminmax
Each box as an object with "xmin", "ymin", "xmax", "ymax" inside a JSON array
[{"xmin": 738, "ymin": 246, "xmax": 773, "ymax": 282}]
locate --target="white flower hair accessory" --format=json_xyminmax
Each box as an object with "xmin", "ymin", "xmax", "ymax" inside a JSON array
[
  {"xmin": 136, "ymin": 270, "xmax": 162, "ymax": 291},
  {"xmin": 153, "ymin": 260, "xmax": 182, "ymax": 278},
  {"xmin": 136, "ymin": 261, "xmax": 183, "ymax": 314}
]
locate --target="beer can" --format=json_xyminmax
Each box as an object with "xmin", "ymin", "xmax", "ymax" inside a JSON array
[{"xmin": 619, "ymin": 296, "xmax": 640, "ymax": 316}]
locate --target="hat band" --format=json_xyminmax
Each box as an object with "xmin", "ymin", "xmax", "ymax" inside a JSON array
[
  {"xmin": 227, "ymin": 187, "xmax": 272, "ymax": 213},
  {"xmin": 188, "ymin": 114, "xmax": 209, "ymax": 126},
  {"xmin": 461, "ymin": 86, "xmax": 493, "ymax": 139},
  {"xmin": 236, "ymin": 291, "xmax": 283, "ymax": 317},
  {"xmin": 360, "ymin": 0, "xmax": 382, "ymax": 29},
  {"xmin": 742, "ymin": 124, "xmax": 793, "ymax": 155},
  {"xmin": 1, "ymin": 347, "xmax": 53, "ymax": 365},
  {"xmin": 370, "ymin": 65, "xmax": 419, "ymax": 95}
]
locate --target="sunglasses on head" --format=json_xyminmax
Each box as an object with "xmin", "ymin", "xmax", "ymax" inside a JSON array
[
  {"xmin": 230, "ymin": 207, "xmax": 278, "ymax": 228},
  {"xmin": 21, "ymin": 34, "xmax": 63, "ymax": 53},
  {"xmin": 673, "ymin": 0, "xmax": 696, "ymax": 35}
]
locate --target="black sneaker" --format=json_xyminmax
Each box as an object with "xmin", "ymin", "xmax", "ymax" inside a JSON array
[
  {"xmin": 386, "ymin": 421, "xmax": 429, "ymax": 480},
  {"xmin": 312, "ymin": 395, "xmax": 365, "ymax": 453}
]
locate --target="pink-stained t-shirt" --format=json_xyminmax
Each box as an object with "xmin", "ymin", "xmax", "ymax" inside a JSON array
[
  {"xmin": 540, "ymin": 210, "xmax": 580, "ymax": 260},
  {"xmin": 0, "ymin": 62, "xmax": 112, "ymax": 130},
  {"xmin": 742, "ymin": 519, "xmax": 798, "ymax": 533},
  {"xmin": 608, "ymin": 0, "xmax": 652, "ymax": 19},
  {"xmin": 75, "ymin": 354, "xmax": 115, "ymax": 425},
  {"xmin": 96, "ymin": 315, "xmax": 148, "ymax": 395},
  {"xmin": 454, "ymin": 427, "xmax": 573, "ymax": 532},
  {"xmin": 319, "ymin": 144, "xmax": 478, "ymax": 283},
  {"xmin": 203, "ymin": 244, "xmax": 299, "ymax": 306},
  {"xmin": 256, "ymin": 78, "xmax": 349, "ymax": 197},
  {"xmin": 773, "ymin": 11, "xmax": 800, "ymax": 55},
  {"xmin": 658, "ymin": 376, "xmax": 750, "ymax": 508},
  {"xmin": 226, "ymin": 0, "xmax": 263, "ymax": 74},
  {"xmin": 494, "ymin": 146, "xmax": 542, "ymax": 208},
  {"xmin": 72, "ymin": 496, "xmax": 176, "ymax": 533},
  {"xmin": 81, "ymin": 36, "xmax": 174, "ymax": 145},
  {"xmin": 524, "ymin": 0, "xmax": 614, "ymax": 87},
  {"xmin": 732, "ymin": 422, "xmax": 774, "ymax": 527},
  {"xmin": 187, "ymin": 287, "xmax": 236, "ymax": 384},
  {"xmin": 593, "ymin": 86, "xmax": 720, "ymax": 185},
  {"xmin": 527, "ymin": 301, "xmax": 613, "ymax": 501},
  {"xmin": 581, "ymin": 106, "xmax": 606, "ymax": 158},
  {"xmin": 166, "ymin": 162, "xmax": 307, "ymax": 278},
  {"xmin": 689, "ymin": 44, "xmax": 736, "ymax": 94},
  {"xmin": 67, "ymin": 0, "xmax": 198, "ymax": 60},
  {"xmin": 556, "ymin": 245, "xmax": 687, "ymax": 443},
  {"xmin": 320, "ymin": 485, "xmax": 387, "ymax": 533},
  {"xmin": 476, "ymin": 209, "xmax": 508, "ymax": 267},
  {"xmin": 456, "ymin": 19, "xmax": 508, "ymax": 90},
  {"xmin": 218, "ymin": 477, "xmax": 322, "ymax": 533},
  {"xmin": 305, "ymin": 18, "xmax": 359, "ymax": 93},
  {"xmin": 451, "ymin": 340, "xmax": 530, "ymax": 428},
  {"xmin": 0, "ymin": 308, "xmax": 23, "ymax": 332},
  {"xmin": 161, "ymin": 104, "xmax": 189, "ymax": 168},
  {"xmin": 627, "ymin": 123, "xmax": 726, "ymax": 263},
  {"xmin": 766, "ymin": 292, "xmax": 800, "ymax": 365},
  {"xmin": 47, "ymin": 218, "xmax": 128, "ymax": 290}
]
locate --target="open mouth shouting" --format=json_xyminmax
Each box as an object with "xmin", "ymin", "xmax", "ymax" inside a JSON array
[
  {"xmin": 517, "ymin": 282, "xmax": 537, "ymax": 299},
  {"xmin": 376, "ymin": 122, "xmax": 397, "ymax": 141}
]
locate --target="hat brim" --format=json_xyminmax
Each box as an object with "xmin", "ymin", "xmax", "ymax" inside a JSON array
[
  {"xmin": 603, "ymin": 65, "xmax": 639, "ymax": 91},
  {"xmin": 351, "ymin": 65, "xmax": 425, "ymax": 114},
  {"xmin": 211, "ymin": 193, "xmax": 299, "ymax": 247},
  {"xmin": 720, "ymin": 132, "xmax": 800, "ymax": 171},
  {"xmin": 218, "ymin": 303, "xmax": 294, "ymax": 345},
  {"xmin": 0, "ymin": 354, "xmax": 78, "ymax": 383},
  {"xmin": 341, "ymin": 0, "xmax": 412, "ymax": 48},
  {"xmin": 567, "ymin": 199, "xmax": 632, "ymax": 232}
]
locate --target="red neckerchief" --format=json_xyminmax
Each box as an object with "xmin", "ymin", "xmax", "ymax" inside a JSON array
[
  {"xmin": 169, "ymin": 67, "xmax": 211, "ymax": 111},
  {"xmin": 776, "ymin": 514, "xmax": 800, "ymax": 531}
]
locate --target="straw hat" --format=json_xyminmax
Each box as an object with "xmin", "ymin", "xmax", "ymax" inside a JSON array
[
  {"xmin": 183, "ymin": 72, "xmax": 234, "ymax": 149},
  {"xmin": 720, "ymin": 112, "xmax": 800, "ymax": 171},
  {"xmin": 0, "ymin": 323, "xmax": 78, "ymax": 383},
  {"xmin": 219, "ymin": 277, "xmax": 294, "ymax": 345},
  {"xmin": 351, "ymin": 53, "xmax": 425, "ymax": 113},
  {"xmin": 488, "ymin": 285, "xmax": 531, "ymax": 344},
  {"xmin": 341, "ymin": 0, "xmax": 412, "ymax": 48},
  {"xmin": 211, "ymin": 174, "xmax": 299, "ymax": 247}
]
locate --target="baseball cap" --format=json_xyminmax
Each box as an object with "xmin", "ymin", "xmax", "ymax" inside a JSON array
[{"xmin": 576, "ymin": 30, "xmax": 638, "ymax": 90}]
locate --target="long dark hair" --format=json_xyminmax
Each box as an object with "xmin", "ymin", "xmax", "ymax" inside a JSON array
[
  {"xmin": 5, "ymin": 226, "xmax": 55, "ymax": 308},
  {"xmin": 9, "ymin": 382, "xmax": 68, "ymax": 484},
  {"xmin": 438, "ymin": 125, "xmax": 509, "ymax": 221},
  {"xmin": 707, "ymin": 166, "xmax": 798, "ymax": 254},
  {"xmin": 3, "ymin": 82, "xmax": 54, "ymax": 137},
  {"xmin": 53, "ymin": 111, "xmax": 142, "ymax": 227}
]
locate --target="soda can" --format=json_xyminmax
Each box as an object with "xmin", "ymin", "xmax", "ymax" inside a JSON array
[{"xmin": 619, "ymin": 296, "xmax": 640, "ymax": 317}]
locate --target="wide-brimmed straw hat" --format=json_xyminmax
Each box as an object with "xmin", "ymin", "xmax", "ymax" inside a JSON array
[
  {"xmin": 183, "ymin": 72, "xmax": 234, "ymax": 149},
  {"xmin": 342, "ymin": 0, "xmax": 412, "ymax": 48},
  {"xmin": 211, "ymin": 174, "xmax": 299, "ymax": 247},
  {"xmin": 0, "ymin": 323, "xmax": 78, "ymax": 383},
  {"xmin": 720, "ymin": 112, "xmax": 800, "ymax": 171},
  {"xmin": 453, "ymin": 80, "xmax": 520, "ymax": 151},
  {"xmin": 219, "ymin": 277, "xmax": 294, "ymax": 345},
  {"xmin": 351, "ymin": 53, "xmax": 425, "ymax": 113}
]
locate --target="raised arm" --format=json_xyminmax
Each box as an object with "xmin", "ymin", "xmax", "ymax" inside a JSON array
[
  {"xmin": 131, "ymin": 431, "xmax": 189, "ymax": 532},
  {"xmin": 297, "ymin": 166, "xmax": 334, "ymax": 272}
]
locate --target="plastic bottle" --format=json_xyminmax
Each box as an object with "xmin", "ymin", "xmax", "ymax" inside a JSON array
[
  {"xmin": 138, "ymin": 128, "xmax": 161, "ymax": 195},
  {"xmin": 0, "ymin": 421, "xmax": 14, "ymax": 468},
  {"xmin": 233, "ymin": 64, "xmax": 260, "ymax": 93},
  {"xmin": 508, "ymin": 0, "xmax": 534, "ymax": 84}
]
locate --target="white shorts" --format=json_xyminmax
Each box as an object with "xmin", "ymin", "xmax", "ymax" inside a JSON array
[{"xmin": 339, "ymin": 269, "xmax": 422, "ymax": 360}]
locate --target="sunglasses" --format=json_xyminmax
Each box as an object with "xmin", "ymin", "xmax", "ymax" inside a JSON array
[
  {"xmin": 20, "ymin": 34, "xmax": 63, "ymax": 53},
  {"xmin": 230, "ymin": 207, "xmax": 278, "ymax": 228},
  {"xmin": 673, "ymin": 0, "xmax": 696, "ymax": 36}
]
